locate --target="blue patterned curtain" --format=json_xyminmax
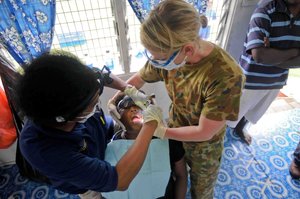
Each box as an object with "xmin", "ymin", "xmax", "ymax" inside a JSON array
[
  {"xmin": 0, "ymin": 0, "xmax": 56, "ymax": 65},
  {"xmin": 0, "ymin": 0, "xmax": 56, "ymax": 129},
  {"xmin": 128, "ymin": 0, "xmax": 208, "ymax": 23}
]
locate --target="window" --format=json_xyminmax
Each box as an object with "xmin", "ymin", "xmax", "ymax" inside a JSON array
[
  {"xmin": 51, "ymin": 0, "xmax": 232, "ymax": 74},
  {"xmin": 52, "ymin": 0, "xmax": 120, "ymax": 72}
]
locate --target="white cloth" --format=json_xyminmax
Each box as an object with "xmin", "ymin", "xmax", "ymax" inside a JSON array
[
  {"xmin": 227, "ymin": 89, "xmax": 280, "ymax": 128},
  {"xmin": 102, "ymin": 139, "xmax": 170, "ymax": 199},
  {"xmin": 79, "ymin": 190, "xmax": 102, "ymax": 199}
]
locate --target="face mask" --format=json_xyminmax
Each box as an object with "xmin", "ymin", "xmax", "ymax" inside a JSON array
[
  {"xmin": 144, "ymin": 49, "xmax": 187, "ymax": 70},
  {"xmin": 77, "ymin": 107, "xmax": 96, "ymax": 123},
  {"xmin": 77, "ymin": 97, "xmax": 101, "ymax": 123}
]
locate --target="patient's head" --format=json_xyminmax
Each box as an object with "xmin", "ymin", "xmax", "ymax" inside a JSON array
[{"xmin": 116, "ymin": 95, "xmax": 143, "ymax": 138}]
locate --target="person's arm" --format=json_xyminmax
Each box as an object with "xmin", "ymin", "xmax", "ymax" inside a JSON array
[
  {"xmin": 251, "ymin": 37, "xmax": 300, "ymax": 67},
  {"xmin": 114, "ymin": 104, "xmax": 162, "ymax": 190},
  {"xmin": 173, "ymin": 158, "xmax": 188, "ymax": 199},
  {"xmin": 164, "ymin": 116, "xmax": 226, "ymax": 142},
  {"xmin": 115, "ymin": 120, "xmax": 157, "ymax": 190},
  {"xmin": 104, "ymin": 73, "xmax": 130, "ymax": 92},
  {"xmin": 108, "ymin": 68, "xmax": 158, "ymax": 123},
  {"xmin": 126, "ymin": 73, "xmax": 146, "ymax": 89},
  {"xmin": 110, "ymin": 72, "xmax": 146, "ymax": 101},
  {"xmin": 251, "ymin": 47, "xmax": 299, "ymax": 66},
  {"xmin": 276, "ymin": 55, "xmax": 300, "ymax": 69},
  {"xmin": 244, "ymin": 7, "xmax": 299, "ymax": 66}
]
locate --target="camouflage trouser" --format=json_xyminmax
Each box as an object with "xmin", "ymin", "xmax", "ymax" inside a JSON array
[{"xmin": 183, "ymin": 130, "xmax": 225, "ymax": 199}]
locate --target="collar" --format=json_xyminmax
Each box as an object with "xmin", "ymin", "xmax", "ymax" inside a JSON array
[{"xmin": 275, "ymin": 0, "xmax": 290, "ymax": 14}]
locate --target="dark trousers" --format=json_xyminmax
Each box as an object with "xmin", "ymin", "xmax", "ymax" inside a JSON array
[{"xmin": 294, "ymin": 141, "xmax": 300, "ymax": 166}]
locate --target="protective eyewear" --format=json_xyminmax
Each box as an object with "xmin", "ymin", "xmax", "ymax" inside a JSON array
[
  {"xmin": 144, "ymin": 49, "xmax": 180, "ymax": 68},
  {"xmin": 117, "ymin": 96, "xmax": 136, "ymax": 112}
]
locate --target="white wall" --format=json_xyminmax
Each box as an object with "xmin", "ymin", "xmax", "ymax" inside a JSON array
[{"xmin": 224, "ymin": 0, "xmax": 258, "ymax": 61}]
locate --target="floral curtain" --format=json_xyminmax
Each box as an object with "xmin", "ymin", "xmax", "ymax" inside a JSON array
[
  {"xmin": 128, "ymin": 0, "xmax": 208, "ymax": 23},
  {"xmin": 0, "ymin": 0, "xmax": 56, "ymax": 130},
  {"xmin": 0, "ymin": 0, "xmax": 56, "ymax": 66}
]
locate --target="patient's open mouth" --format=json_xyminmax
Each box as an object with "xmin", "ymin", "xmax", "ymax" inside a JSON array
[{"xmin": 132, "ymin": 115, "xmax": 142, "ymax": 123}]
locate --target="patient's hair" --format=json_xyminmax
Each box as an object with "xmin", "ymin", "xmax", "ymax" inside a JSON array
[
  {"xmin": 140, "ymin": 0, "xmax": 207, "ymax": 54},
  {"xmin": 17, "ymin": 52, "xmax": 100, "ymax": 125}
]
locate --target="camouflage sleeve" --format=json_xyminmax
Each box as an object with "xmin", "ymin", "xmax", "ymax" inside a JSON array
[
  {"xmin": 201, "ymin": 70, "xmax": 245, "ymax": 121},
  {"xmin": 138, "ymin": 61, "xmax": 164, "ymax": 83}
]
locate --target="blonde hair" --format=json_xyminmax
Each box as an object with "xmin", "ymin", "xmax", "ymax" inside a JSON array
[{"xmin": 140, "ymin": 0, "xmax": 207, "ymax": 54}]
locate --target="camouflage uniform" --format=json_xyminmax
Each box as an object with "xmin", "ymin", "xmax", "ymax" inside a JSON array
[{"xmin": 139, "ymin": 44, "xmax": 244, "ymax": 199}]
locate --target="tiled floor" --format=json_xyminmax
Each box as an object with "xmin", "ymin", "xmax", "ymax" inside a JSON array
[
  {"xmin": 213, "ymin": 80, "xmax": 300, "ymax": 199},
  {"xmin": 267, "ymin": 76, "xmax": 300, "ymax": 114},
  {"xmin": 214, "ymin": 103, "xmax": 300, "ymax": 198},
  {"xmin": 266, "ymin": 96, "xmax": 300, "ymax": 115},
  {"xmin": 281, "ymin": 76, "xmax": 300, "ymax": 103}
]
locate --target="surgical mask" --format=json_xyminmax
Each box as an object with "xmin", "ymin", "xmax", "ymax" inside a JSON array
[
  {"xmin": 77, "ymin": 97, "xmax": 101, "ymax": 123},
  {"xmin": 144, "ymin": 49, "xmax": 187, "ymax": 70}
]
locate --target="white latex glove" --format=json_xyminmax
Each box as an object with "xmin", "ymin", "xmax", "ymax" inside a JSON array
[
  {"xmin": 107, "ymin": 100, "xmax": 126, "ymax": 132},
  {"xmin": 146, "ymin": 98, "xmax": 166, "ymax": 138},
  {"xmin": 154, "ymin": 121, "xmax": 167, "ymax": 139},
  {"xmin": 124, "ymin": 85, "xmax": 150, "ymax": 110},
  {"xmin": 143, "ymin": 104, "xmax": 163, "ymax": 124}
]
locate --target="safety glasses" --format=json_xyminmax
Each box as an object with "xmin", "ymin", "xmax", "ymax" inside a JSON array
[
  {"xmin": 117, "ymin": 96, "xmax": 136, "ymax": 112},
  {"xmin": 143, "ymin": 49, "xmax": 180, "ymax": 68}
]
